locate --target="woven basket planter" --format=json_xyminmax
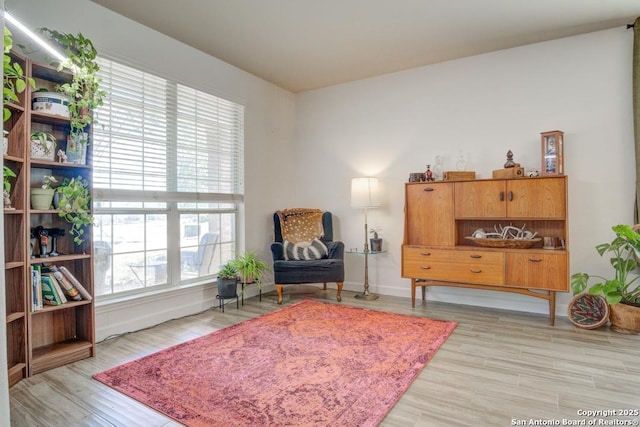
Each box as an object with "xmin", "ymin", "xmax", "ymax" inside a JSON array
[{"xmin": 609, "ymin": 303, "xmax": 640, "ymax": 334}]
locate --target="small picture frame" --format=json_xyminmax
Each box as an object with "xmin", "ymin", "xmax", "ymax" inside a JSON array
[{"xmin": 541, "ymin": 130, "xmax": 564, "ymax": 176}]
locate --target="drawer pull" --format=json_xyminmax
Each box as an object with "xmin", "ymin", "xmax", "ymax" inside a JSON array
[
  {"xmin": 528, "ymin": 258, "xmax": 543, "ymax": 262},
  {"xmin": 470, "ymin": 269, "xmax": 482, "ymax": 273},
  {"xmin": 469, "ymin": 254, "xmax": 482, "ymax": 259},
  {"xmin": 424, "ymin": 187, "xmax": 434, "ymax": 192},
  {"xmin": 420, "ymin": 266, "xmax": 431, "ymax": 270},
  {"xmin": 420, "ymin": 252, "xmax": 431, "ymax": 256}
]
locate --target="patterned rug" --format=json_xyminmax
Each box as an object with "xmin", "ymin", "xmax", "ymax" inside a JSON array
[{"xmin": 93, "ymin": 300, "xmax": 457, "ymax": 426}]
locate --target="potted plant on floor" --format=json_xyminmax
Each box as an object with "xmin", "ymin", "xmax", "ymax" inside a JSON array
[
  {"xmin": 55, "ymin": 175, "xmax": 93, "ymax": 245},
  {"xmin": 571, "ymin": 224, "xmax": 640, "ymax": 334},
  {"xmin": 217, "ymin": 262, "xmax": 238, "ymax": 299},
  {"xmin": 231, "ymin": 252, "xmax": 270, "ymax": 290}
]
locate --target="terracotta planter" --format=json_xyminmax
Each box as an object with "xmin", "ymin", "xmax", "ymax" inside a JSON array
[{"xmin": 609, "ymin": 303, "xmax": 640, "ymax": 334}]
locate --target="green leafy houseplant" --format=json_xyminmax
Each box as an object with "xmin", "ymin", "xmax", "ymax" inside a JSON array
[
  {"xmin": 231, "ymin": 252, "xmax": 271, "ymax": 289},
  {"xmin": 216, "ymin": 262, "xmax": 238, "ymax": 299},
  {"xmin": 55, "ymin": 176, "xmax": 93, "ymax": 245},
  {"xmin": 3, "ymin": 27, "xmax": 36, "ymax": 122},
  {"xmin": 3, "ymin": 165, "xmax": 16, "ymax": 194},
  {"xmin": 571, "ymin": 224, "xmax": 640, "ymax": 306},
  {"xmin": 217, "ymin": 262, "xmax": 238, "ymax": 280},
  {"xmin": 38, "ymin": 28, "xmax": 106, "ymax": 139},
  {"xmin": 30, "ymin": 131, "xmax": 57, "ymax": 158}
]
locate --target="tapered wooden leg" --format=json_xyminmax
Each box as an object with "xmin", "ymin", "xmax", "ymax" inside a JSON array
[
  {"xmin": 549, "ymin": 291, "xmax": 556, "ymax": 326},
  {"xmin": 323, "ymin": 282, "xmax": 327, "ymax": 290},
  {"xmin": 422, "ymin": 285, "xmax": 426, "ymax": 302},
  {"xmin": 336, "ymin": 282, "xmax": 343, "ymax": 302},
  {"xmin": 276, "ymin": 284, "xmax": 284, "ymax": 305},
  {"xmin": 411, "ymin": 279, "xmax": 416, "ymax": 308}
]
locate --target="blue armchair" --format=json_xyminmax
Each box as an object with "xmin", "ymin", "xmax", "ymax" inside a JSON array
[{"xmin": 270, "ymin": 210, "xmax": 344, "ymax": 304}]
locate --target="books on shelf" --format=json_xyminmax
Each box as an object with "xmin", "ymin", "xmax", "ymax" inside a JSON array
[
  {"xmin": 31, "ymin": 266, "xmax": 43, "ymax": 311},
  {"xmin": 59, "ymin": 266, "xmax": 92, "ymax": 301},
  {"xmin": 42, "ymin": 265, "xmax": 83, "ymax": 301},
  {"xmin": 41, "ymin": 275, "xmax": 63, "ymax": 306},
  {"xmin": 37, "ymin": 264, "xmax": 93, "ymax": 307}
]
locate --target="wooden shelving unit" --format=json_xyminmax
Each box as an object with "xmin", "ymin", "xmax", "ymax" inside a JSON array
[
  {"xmin": 3, "ymin": 52, "xmax": 95, "ymax": 387},
  {"xmin": 402, "ymin": 176, "xmax": 569, "ymax": 325}
]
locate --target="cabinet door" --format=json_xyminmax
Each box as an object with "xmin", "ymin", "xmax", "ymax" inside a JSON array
[
  {"xmin": 405, "ymin": 183, "xmax": 455, "ymax": 246},
  {"xmin": 505, "ymin": 252, "xmax": 567, "ymax": 291},
  {"xmin": 454, "ymin": 180, "xmax": 505, "ymax": 218},
  {"xmin": 507, "ymin": 177, "xmax": 566, "ymax": 219}
]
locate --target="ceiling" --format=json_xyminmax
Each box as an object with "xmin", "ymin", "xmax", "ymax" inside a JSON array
[{"xmin": 90, "ymin": 0, "xmax": 640, "ymax": 93}]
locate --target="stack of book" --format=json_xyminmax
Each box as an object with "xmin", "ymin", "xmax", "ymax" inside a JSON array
[{"xmin": 32, "ymin": 264, "xmax": 92, "ymax": 310}]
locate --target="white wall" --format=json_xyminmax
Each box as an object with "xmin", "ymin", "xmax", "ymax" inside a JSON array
[
  {"xmin": 294, "ymin": 27, "xmax": 636, "ymax": 316},
  {"xmin": 6, "ymin": 0, "xmax": 298, "ymax": 341}
]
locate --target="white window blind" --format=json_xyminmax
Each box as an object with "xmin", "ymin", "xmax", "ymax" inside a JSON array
[{"xmin": 93, "ymin": 58, "xmax": 244, "ymax": 202}]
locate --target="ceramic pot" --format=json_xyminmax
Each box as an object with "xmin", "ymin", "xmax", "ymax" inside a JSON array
[
  {"xmin": 30, "ymin": 188, "xmax": 55, "ymax": 210},
  {"xmin": 609, "ymin": 303, "xmax": 640, "ymax": 334},
  {"xmin": 217, "ymin": 278, "xmax": 238, "ymax": 299},
  {"xmin": 370, "ymin": 238, "xmax": 383, "ymax": 252}
]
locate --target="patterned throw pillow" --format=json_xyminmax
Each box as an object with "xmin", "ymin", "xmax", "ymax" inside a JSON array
[{"xmin": 283, "ymin": 238, "xmax": 329, "ymax": 260}]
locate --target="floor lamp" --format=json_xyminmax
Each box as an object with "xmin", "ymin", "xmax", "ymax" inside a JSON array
[{"xmin": 351, "ymin": 177, "xmax": 380, "ymax": 300}]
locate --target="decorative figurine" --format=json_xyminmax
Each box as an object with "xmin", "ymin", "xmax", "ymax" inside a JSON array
[
  {"xmin": 503, "ymin": 150, "xmax": 521, "ymax": 168},
  {"xmin": 57, "ymin": 149, "xmax": 67, "ymax": 163},
  {"xmin": 425, "ymin": 165, "xmax": 434, "ymax": 182}
]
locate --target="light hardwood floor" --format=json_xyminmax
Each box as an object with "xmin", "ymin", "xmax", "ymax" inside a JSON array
[{"xmin": 9, "ymin": 287, "xmax": 640, "ymax": 426}]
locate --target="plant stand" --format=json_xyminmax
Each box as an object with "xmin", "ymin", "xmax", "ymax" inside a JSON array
[
  {"xmin": 215, "ymin": 294, "xmax": 239, "ymax": 313},
  {"xmin": 241, "ymin": 281, "xmax": 262, "ymax": 305}
]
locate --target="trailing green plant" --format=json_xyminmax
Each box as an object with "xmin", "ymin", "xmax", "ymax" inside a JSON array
[
  {"xmin": 3, "ymin": 165, "xmax": 16, "ymax": 194},
  {"xmin": 30, "ymin": 131, "xmax": 57, "ymax": 156},
  {"xmin": 55, "ymin": 175, "xmax": 93, "ymax": 245},
  {"xmin": 38, "ymin": 28, "xmax": 106, "ymax": 139},
  {"xmin": 571, "ymin": 224, "xmax": 640, "ymax": 306},
  {"xmin": 217, "ymin": 262, "xmax": 238, "ymax": 280},
  {"xmin": 3, "ymin": 27, "xmax": 36, "ymax": 122},
  {"xmin": 42, "ymin": 175, "xmax": 57, "ymax": 190},
  {"xmin": 231, "ymin": 252, "xmax": 270, "ymax": 289}
]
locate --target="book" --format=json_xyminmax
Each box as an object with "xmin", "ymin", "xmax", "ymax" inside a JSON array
[
  {"xmin": 44, "ymin": 273, "xmax": 68, "ymax": 304},
  {"xmin": 42, "ymin": 265, "xmax": 82, "ymax": 301},
  {"xmin": 31, "ymin": 266, "xmax": 43, "ymax": 311},
  {"xmin": 59, "ymin": 266, "xmax": 92, "ymax": 301},
  {"xmin": 40, "ymin": 275, "xmax": 63, "ymax": 305}
]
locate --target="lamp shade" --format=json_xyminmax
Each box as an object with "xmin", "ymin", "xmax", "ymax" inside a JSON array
[{"xmin": 351, "ymin": 177, "xmax": 380, "ymax": 208}]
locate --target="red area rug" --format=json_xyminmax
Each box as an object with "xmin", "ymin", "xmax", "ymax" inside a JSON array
[{"xmin": 93, "ymin": 300, "xmax": 457, "ymax": 426}]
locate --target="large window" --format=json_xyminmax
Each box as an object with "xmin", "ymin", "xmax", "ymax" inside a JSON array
[{"xmin": 92, "ymin": 58, "xmax": 244, "ymax": 298}]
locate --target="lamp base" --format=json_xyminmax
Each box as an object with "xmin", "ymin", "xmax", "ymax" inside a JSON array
[{"xmin": 355, "ymin": 293, "xmax": 379, "ymax": 301}]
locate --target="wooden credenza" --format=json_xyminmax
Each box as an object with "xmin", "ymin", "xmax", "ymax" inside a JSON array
[{"xmin": 401, "ymin": 176, "xmax": 568, "ymax": 325}]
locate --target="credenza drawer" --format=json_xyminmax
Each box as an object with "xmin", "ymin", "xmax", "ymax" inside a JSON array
[{"xmin": 402, "ymin": 247, "xmax": 504, "ymax": 284}]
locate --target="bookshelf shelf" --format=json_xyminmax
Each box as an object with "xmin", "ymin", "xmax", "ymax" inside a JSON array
[{"xmin": 3, "ymin": 51, "xmax": 95, "ymax": 387}]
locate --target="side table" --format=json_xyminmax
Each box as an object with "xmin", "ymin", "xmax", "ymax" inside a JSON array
[{"xmin": 346, "ymin": 250, "xmax": 387, "ymax": 300}]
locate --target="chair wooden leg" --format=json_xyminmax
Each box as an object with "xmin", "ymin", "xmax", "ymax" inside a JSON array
[
  {"xmin": 275, "ymin": 284, "xmax": 284, "ymax": 305},
  {"xmin": 336, "ymin": 282, "xmax": 343, "ymax": 302}
]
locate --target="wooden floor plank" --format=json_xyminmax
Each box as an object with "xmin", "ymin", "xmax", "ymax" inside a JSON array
[{"xmin": 9, "ymin": 290, "xmax": 640, "ymax": 426}]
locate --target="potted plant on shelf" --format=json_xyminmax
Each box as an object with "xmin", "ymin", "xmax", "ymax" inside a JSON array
[
  {"xmin": 38, "ymin": 28, "xmax": 106, "ymax": 149},
  {"xmin": 55, "ymin": 175, "xmax": 93, "ymax": 245},
  {"xmin": 3, "ymin": 27, "xmax": 36, "ymax": 122},
  {"xmin": 30, "ymin": 131, "xmax": 57, "ymax": 160},
  {"xmin": 30, "ymin": 175, "xmax": 57, "ymax": 210},
  {"xmin": 217, "ymin": 262, "xmax": 238, "ymax": 299},
  {"xmin": 3, "ymin": 165, "xmax": 16, "ymax": 209},
  {"xmin": 571, "ymin": 224, "xmax": 640, "ymax": 334}
]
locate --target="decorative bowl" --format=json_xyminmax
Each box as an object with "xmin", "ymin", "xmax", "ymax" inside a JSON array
[{"xmin": 464, "ymin": 236, "xmax": 541, "ymax": 249}]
